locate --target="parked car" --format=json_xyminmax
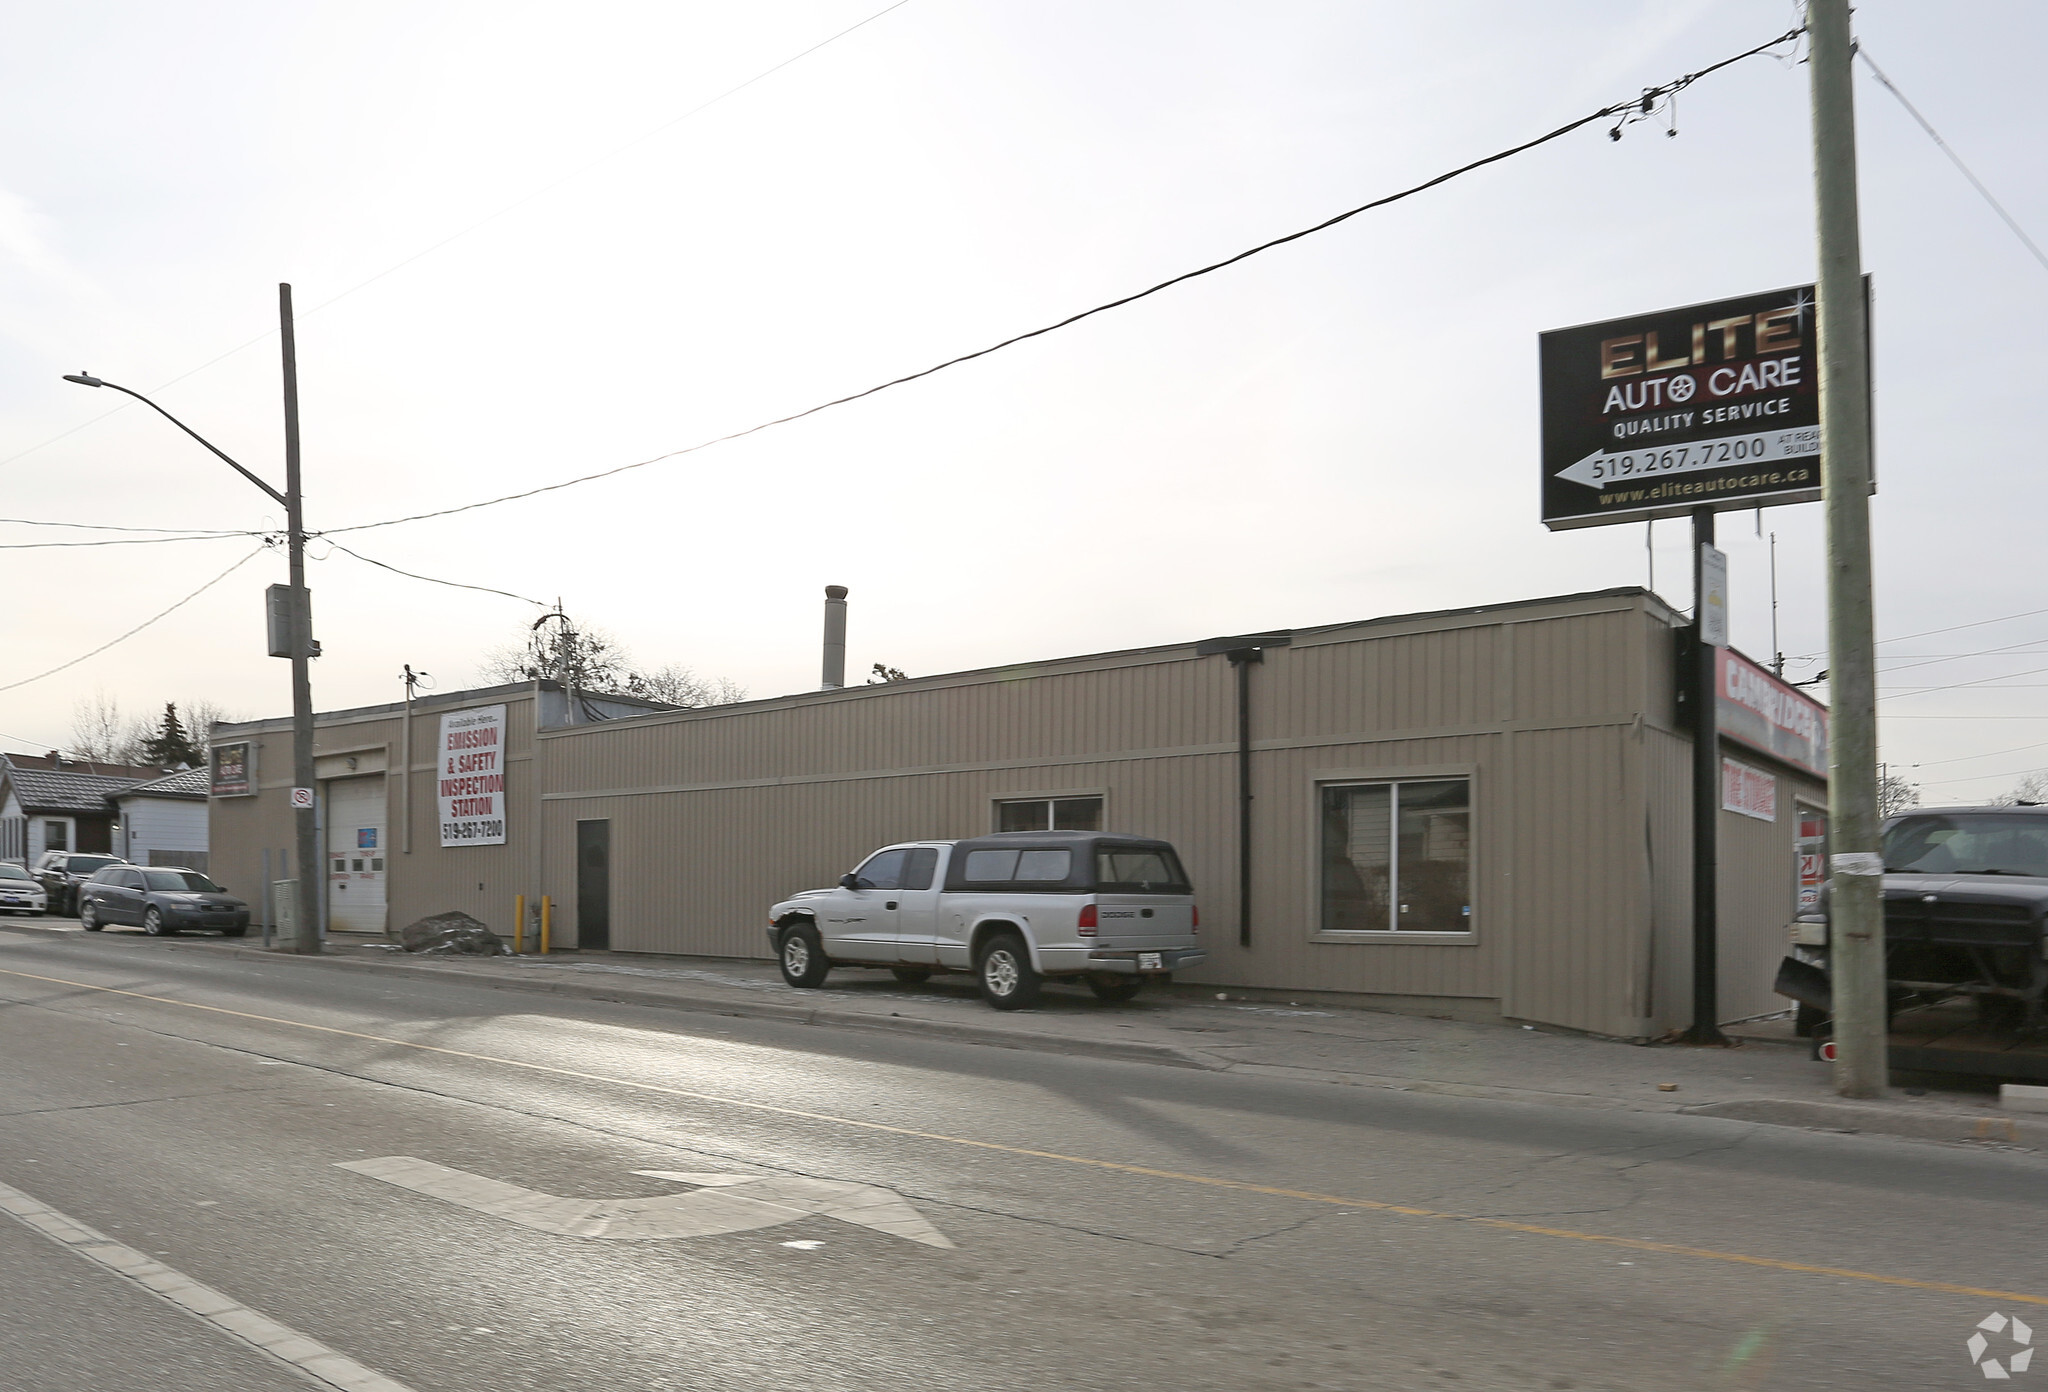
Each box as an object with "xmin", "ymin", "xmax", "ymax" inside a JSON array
[
  {"xmin": 0, "ymin": 861, "xmax": 47, "ymax": 915},
  {"xmin": 32, "ymin": 851, "xmax": 127, "ymax": 917},
  {"xmin": 78, "ymin": 865, "xmax": 250, "ymax": 937},
  {"xmin": 1777, "ymin": 804, "xmax": 2048, "ymax": 1037},
  {"xmin": 768, "ymin": 831, "xmax": 1204, "ymax": 1010}
]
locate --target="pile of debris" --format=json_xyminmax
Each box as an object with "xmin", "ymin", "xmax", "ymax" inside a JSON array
[{"xmin": 390, "ymin": 911, "xmax": 509, "ymax": 956}]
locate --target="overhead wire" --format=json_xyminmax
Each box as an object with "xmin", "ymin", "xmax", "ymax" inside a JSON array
[
  {"xmin": 0, "ymin": 0, "xmax": 914, "ymax": 474},
  {"xmin": 1877, "ymin": 661, "xmax": 2048, "ymax": 703},
  {"xmin": 320, "ymin": 24, "xmax": 1808, "ymax": 539},
  {"xmin": 0, "ymin": 532, "xmax": 270, "ymax": 550},
  {"xmin": 1793, "ymin": 604, "xmax": 2048, "ymax": 661},
  {"xmin": 0, "ymin": 547, "xmax": 270, "ymax": 695},
  {"xmin": 0, "ymin": 517, "xmax": 256, "ymax": 535},
  {"xmin": 323, "ymin": 541, "xmax": 547, "ymax": 607},
  {"xmin": 1858, "ymin": 45, "xmax": 2048, "ymax": 276}
]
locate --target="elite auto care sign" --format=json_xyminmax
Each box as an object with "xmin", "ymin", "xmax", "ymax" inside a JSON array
[
  {"xmin": 1539, "ymin": 285, "xmax": 1829, "ymax": 528},
  {"xmin": 438, "ymin": 705, "xmax": 507, "ymax": 847}
]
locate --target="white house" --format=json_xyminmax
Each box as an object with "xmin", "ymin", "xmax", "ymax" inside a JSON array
[{"xmin": 111, "ymin": 767, "xmax": 210, "ymax": 872}]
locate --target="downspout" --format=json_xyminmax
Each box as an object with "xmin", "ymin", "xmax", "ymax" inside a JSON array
[
  {"xmin": 1196, "ymin": 629, "xmax": 1291, "ymax": 953},
  {"xmin": 1227, "ymin": 648, "xmax": 1261, "ymax": 949}
]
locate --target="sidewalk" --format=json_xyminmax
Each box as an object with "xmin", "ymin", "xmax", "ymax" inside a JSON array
[{"xmin": 13, "ymin": 919, "xmax": 2045, "ymax": 1151}]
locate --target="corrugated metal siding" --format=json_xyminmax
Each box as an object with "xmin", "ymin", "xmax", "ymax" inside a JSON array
[{"xmin": 1644, "ymin": 726, "xmax": 1694, "ymax": 1034}]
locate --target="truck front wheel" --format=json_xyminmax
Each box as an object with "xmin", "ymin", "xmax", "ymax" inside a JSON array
[
  {"xmin": 976, "ymin": 931, "xmax": 1041, "ymax": 1011},
  {"xmin": 778, "ymin": 923, "xmax": 831, "ymax": 989}
]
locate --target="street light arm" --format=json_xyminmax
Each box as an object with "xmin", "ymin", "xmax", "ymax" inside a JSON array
[{"xmin": 63, "ymin": 373, "xmax": 289, "ymax": 508}]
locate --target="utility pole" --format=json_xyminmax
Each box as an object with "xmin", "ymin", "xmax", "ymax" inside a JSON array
[
  {"xmin": 280, "ymin": 284, "xmax": 322, "ymax": 955},
  {"xmin": 1809, "ymin": 0, "xmax": 1885, "ymax": 1097}
]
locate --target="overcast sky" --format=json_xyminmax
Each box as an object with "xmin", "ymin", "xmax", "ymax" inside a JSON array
[{"xmin": 3, "ymin": 1, "xmax": 2045, "ymax": 802}]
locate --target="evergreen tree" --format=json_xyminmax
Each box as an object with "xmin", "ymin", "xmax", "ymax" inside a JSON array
[{"xmin": 140, "ymin": 702, "xmax": 200, "ymax": 769}]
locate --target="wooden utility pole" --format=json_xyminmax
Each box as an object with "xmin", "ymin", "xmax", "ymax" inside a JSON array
[{"xmin": 1808, "ymin": 0, "xmax": 1886, "ymax": 1096}]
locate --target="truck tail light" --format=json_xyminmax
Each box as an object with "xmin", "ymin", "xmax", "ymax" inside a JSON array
[
  {"xmin": 1191, "ymin": 904, "xmax": 1200, "ymax": 932},
  {"xmin": 1077, "ymin": 904, "xmax": 1098, "ymax": 936}
]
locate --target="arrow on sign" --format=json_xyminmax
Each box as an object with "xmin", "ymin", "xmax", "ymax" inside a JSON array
[
  {"xmin": 1553, "ymin": 427, "xmax": 1817, "ymax": 490},
  {"xmin": 336, "ymin": 1156, "xmax": 953, "ymax": 1248}
]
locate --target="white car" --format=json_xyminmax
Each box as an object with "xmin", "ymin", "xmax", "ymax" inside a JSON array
[
  {"xmin": 768, "ymin": 832, "xmax": 1205, "ymax": 1009},
  {"xmin": 0, "ymin": 862, "xmax": 48, "ymax": 915}
]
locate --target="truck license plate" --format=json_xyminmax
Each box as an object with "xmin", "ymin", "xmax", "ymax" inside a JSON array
[{"xmin": 1138, "ymin": 952, "xmax": 1163, "ymax": 970}]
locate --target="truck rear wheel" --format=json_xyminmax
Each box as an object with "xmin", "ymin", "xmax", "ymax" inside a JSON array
[
  {"xmin": 778, "ymin": 923, "xmax": 830, "ymax": 989},
  {"xmin": 977, "ymin": 932, "xmax": 1041, "ymax": 1011}
]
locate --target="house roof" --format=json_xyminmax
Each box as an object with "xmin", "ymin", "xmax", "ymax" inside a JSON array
[
  {"xmin": 2, "ymin": 752, "xmax": 168, "ymax": 780},
  {"xmin": 1, "ymin": 767, "xmax": 144, "ymax": 815},
  {"xmin": 116, "ymin": 767, "xmax": 209, "ymax": 802}
]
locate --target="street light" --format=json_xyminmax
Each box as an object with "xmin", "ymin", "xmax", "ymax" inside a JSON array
[{"xmin": 63, "ymin": 284, "xmax": 321, "ymax": 955}]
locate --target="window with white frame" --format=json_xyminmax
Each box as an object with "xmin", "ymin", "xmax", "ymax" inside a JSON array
[
  {"xmin": 1320, "ymin": 778, "xmax": 1471, "ymax": 933},
  {"xmin": 995, "ymin": 796, "xmax": 1102, "ymax": 832}
]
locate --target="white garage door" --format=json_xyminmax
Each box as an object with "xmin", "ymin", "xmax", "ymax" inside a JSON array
[{"xmin": 325, "ymin": 775, "xmax": 388, "ymax": 934}]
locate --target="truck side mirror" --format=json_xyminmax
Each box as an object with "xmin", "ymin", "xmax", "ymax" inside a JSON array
[{"xmin": 839, "ymin": 873, "xmax": 861, "ymax": 890}]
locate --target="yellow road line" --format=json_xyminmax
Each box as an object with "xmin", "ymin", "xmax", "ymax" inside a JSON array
[{"xmin": 3, "ymin": 961, "xmax": 2043, "ymax": 1307}]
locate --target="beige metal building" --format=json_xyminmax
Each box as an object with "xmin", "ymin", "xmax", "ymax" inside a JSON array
[{"xmin": 210, "ymin": 587, "xmax": 1827, "ymax": 1038}]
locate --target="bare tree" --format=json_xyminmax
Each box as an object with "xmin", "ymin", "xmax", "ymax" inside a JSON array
[
  {"xmin": 180, "ymin": 698, "xmax": 238, "ymax": 747},
  {"xmin": 478, "ymin": 614, "xmax": 745, "ymax": 707},
  {"xmin": 1878, "ymin": 771, "xmax": 1921, "ymax": 818},
  {"xmin": 479, "ymin": 614, "xmax": 629, "ymax": 691},
  {"xmin": 867, "ymin": 664, "xmax": 909, "ymax": 684},
  {"xmin": 69, "ymin": 691, "xmax": 148, "ymax": 764},
  {"xmin": 625, "ymin": 665, "xmax": 748, "ymax": 707},
  {"xmin": 1992, "ymin": 770, "xmax": 2048, "ymax": 807}
]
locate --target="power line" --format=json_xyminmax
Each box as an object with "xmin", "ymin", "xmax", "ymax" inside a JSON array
[
  {"xmin": 1878, "ymin": 661, "xmax": 2048, "ymax": 703},
  {"xmin": 1870, "ymin": 632, "xmax": 2048, "ymax": 679},
  {"xmin": 0, "ymin": 1, "xmax": 914, "ymax": 475},
  {"xmin": 1910, "ymin": 738, "xmax": 2048, "ymax": 769},
  {"xmin": 0, "ymin": 516, "xmax": 256, "ymax": 535},
  {"xmin": 1794, "ymin": 604, "xmax": 2048, "ymax": 660},
  {"xmin": 321, "ymin": 24, "xmax": 1807, "ymax": 539},
  {"xmin": 1858, "ymin": 45, "xmax": 2048, "ymax": 276},
  {"xmin": 324, "ymin": 541, "xmax": 546, "ymax": 607},
  {"xmin": 0, "ymin": 547, "xmax": 268, "ymax": 695},
  {"xmin": 1916, "ymin": 767, "xmax": 2046, "ymax": 791},
  {"xmin": 0, "ymin": 532, "xmax": 267, "ymax": 551}
]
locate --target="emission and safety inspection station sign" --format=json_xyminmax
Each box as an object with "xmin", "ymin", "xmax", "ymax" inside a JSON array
[
  {"xmin": 1539, "ymin": 284, "xmax": 1837, "ymax": 529},
  {"xmin": 438, "ymin": 704, "xmax": 508, "ymax": 847}
]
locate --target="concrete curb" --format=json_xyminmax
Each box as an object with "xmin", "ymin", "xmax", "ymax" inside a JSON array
[
  {"xmin": 1681, "ymin": 1097, "xmax": 2048, "ymax": 1148},
  {"xmin": 208, "ymin": 946, "xmax": 1220, "ymax": 1071}
]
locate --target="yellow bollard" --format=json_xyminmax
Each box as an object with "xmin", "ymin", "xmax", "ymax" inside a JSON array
[
  {"xmin": 514, "ymin": 894, "xmax": 526, "ymax": 955},
  {"xmin": 540, "ymin": 895, "xmax": 552, "ymax": 955}
]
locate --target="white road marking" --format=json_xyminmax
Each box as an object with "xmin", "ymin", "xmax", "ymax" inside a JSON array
[
  {"xmin": 0, "ymin": 1177, "xmax": 417, "ymax": 1392},
  {"xmin": 338, "ymin": 1157, "xmax": 953, "ymax": 1248}
]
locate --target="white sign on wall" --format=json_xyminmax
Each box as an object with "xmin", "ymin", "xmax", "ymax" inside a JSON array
[
  {"xmin": 438, "ymin": 704, "xmax": 507, "ymax": 847},
  {"xmin": 1721, "ymin": 756, "xmax": 1777, "ymax": 823}
]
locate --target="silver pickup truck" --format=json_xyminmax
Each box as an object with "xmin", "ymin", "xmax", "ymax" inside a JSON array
[{"xmin": 768, "ymin": 831, "xmax": 1205, "ymax": 1009}]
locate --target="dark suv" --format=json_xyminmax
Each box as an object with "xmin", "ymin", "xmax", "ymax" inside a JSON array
[
  {"xmin": 1779, "ymin": 805, "xmax": 2048, "ymax": 1035},
  {"xmin": 32, "ymin": 851, "xmax": 127, "ymax": 917}
]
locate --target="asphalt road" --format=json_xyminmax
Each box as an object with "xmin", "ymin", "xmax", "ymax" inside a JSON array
[{"xmin": 0, "ymin": 928, "xmax": 2042, "ymax": 1392}]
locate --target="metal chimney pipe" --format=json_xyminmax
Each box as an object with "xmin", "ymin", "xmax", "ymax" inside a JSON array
[{"xmin": 821, "ymin": 585, "xmax": 848, "ymax": 689}]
